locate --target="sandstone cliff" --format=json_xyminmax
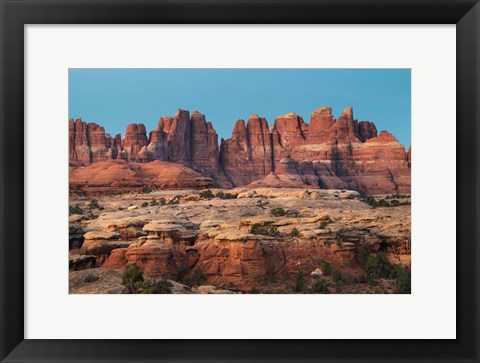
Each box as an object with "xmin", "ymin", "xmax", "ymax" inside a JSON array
[
  {"xmin": 69, "ymin": 106, "xmax": 410, "ymax": 195},
  {"xmin": 219, "ymin": 115, "xmax": 273, "ymax": 186}
]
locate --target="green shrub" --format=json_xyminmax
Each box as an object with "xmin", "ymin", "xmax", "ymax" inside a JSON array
[
  {"xmin": 366, "ymin": 275, "xmax": 378, "ymax": 286},
  {"xmin": 176, "ymin": 264, "xmax": 190, "ymax": 283},
  {"xmin": 141, "ymin": 186, "xmax": 152, "ymax": 194},
  {"xmin": 250, "ymin": 223, "xmax": 282, "ymax": 237},
  {"xmin": 341, "ymin": 272, "xmax": 355, "ymax": 284},
  {"xmin": 332, "ymin": 270, "xmax": 343, "ymax": 283},
  {"xmin": 168, "ymin": 197, "xmax": 180, "ymax": 205},
  {"xmin": 318, "ymin": 220, "xmax": 330, "ymax": 229},
  {"xmin": 121, "ymin": 264, "xmax": 173, "ymax": 294},
  {"xmin": 149, "ymin": 199, "xmax": 158, "ymax": 206},
  {"xmin": 357, "ymin": 244, "xmax": 371, "ymax": 268},
  {"xmin": 363, "ymin": 196, "xmax": 377, "ymax": 207},
  {"xmin": 215, "ymin": 191, "xmax": 237, "ymax": 199},
  {"xmin": 159, "ymin": 198, "xmax": 166, "ymax": 206},
  {"xmin": 89, "ymin": 199, "xmax": 103, "ymax": 210},
  {"xmin": 294, "ymin": 272, "xmax": 306, "ymax": 293},
  {"xmin": 135, "ymin": 278, "xmax": 156, "ymax": 294},
  {"xmin": 267, "ymin": 226, "xmax": 281, "ymax": 237},
  {"xmin": 69, "ymin": 204, "xmax": 83, "ymax": 215},
  {"xmin": 318, "ymin": 260, "xmax": 332, "ymax": 276},
  {"xmin": 392, "ymin": 194, "xmax": 409, "ymax": 199},
  {"xmin": 141, "ymin": 202, "xmax": 149, "ymax": 208},
  {"xmin": 363, "ymin": 195, "xmax": 411, "ymax": 208},
  {"xmin": 83, "ymin": 274, "xmax": 99, "ymax": 283},
  {"xmin": 183, "ymin": 269, "xmax": 206, "ymax": 287},
  {"xmin": 265, "ymin": 262, "xmax": 278, "ymax": 283},
  {"xmin": 199, "ymin": 189, "xmax": 214, "ymax": 199},
  {"xmin": 376, "ymin": 199, "xmax": 388, "ymax": 207},
  {"xmin": 289, "ymin": 210, "xmax": 300, "ymax": 217},
  {"xmin": 290, "ymin": 227, "xmax": 300, "ymax": 237},
  {"xmin": 312, "ymin": 278, "xmax": 329, "ymax": 293},
  {"xmin": 256, "ymin": 200, "xmax": 268, "ymax": 210},
  {"xmin": 391, "ymin": 265, "xmax": 411, "ymax": 294},
  {"xmin": 271, "ymin": 207, "xmax": 287, "ymax": 217},
  {"xmin": 335, "ymin": 280, "xmax": 345, "ymax": 292},
  {"xmin": 250, "ymin": 223, "xmax": 263, "ymax": 234},
  {"xmin": 122, "ymin": 263, "xmax": 144, "ymax": 293},
  {"xmin": 365, "ymin": 252, "xmax": 391, "ymax": 279},
  {"xmin": 135, "ymin": 278, "xmax": 173, "ymax": 294},
  {"xmin": 153, "ymin": 279, "xmax": 173, "ymax": 294},
  {"xmin": 355, "ymin": 274, "xmax": 368, "ymax": 284}
]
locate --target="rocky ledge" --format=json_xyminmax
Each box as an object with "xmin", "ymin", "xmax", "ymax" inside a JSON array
[{"xmin": 69, "ymin": 187, "xmax": 411, "ymax": 294}]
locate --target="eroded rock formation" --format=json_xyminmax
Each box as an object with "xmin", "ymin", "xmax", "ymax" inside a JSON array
[
  {"xmin": 69, "ymin": 106, "xmax": 410, "ymax": 195},
  {"xmin": 219, "ymin": 115, "xmax": 273, "ymax": 186},
  {"xmin": 69, "ymin": 188, "xmax": 411, "ymax": 293},
  {"xmin": 69, "ymin": 160, "xmax": 215, "ymax": 194}
]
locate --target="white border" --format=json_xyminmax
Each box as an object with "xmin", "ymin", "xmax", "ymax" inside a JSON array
[{"xmin": 25, "ymin": 25, "xmax": 456, "ymax": 339}]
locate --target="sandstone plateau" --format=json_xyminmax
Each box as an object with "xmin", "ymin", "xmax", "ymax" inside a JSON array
[
  {"xmin": 69, "ymin": 107, "xmax": 410, "ymax": 196},
  {"xmin": 69, "ymin": 188, "xmax": 411, "ymax": 294}
]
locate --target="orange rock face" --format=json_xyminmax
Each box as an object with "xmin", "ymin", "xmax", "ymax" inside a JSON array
[
  {"xmin": 121, "ymin": 124, "xmax": 148, "ymax": 162},
  {"xmin": 102, "ymin": 237, "xmax": 357, "ymax": 291},
  {"xmin": 224, "ymin": 107, "xmax": 409, "ymax": 194},
  {"xmin": 70, "ymin": 110, "xmax": 232, "ymax": 188},
  {"xmin": 219, "ymin": 115, "xmax": 273, "ymax": 185},
  {"xmin": 69, "ymin": 160, "xmax": 214, "ymax": 194},
  {"xmin": 69, "ymin": 106, "xmax": 410, "ymax": 195},
  {"xmin": 248, "ymin": 157, "xmax": 309, "ymax": 189}
]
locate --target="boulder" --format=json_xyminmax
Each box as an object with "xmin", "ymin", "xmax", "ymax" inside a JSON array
[
  {"xmin": 69, "ymin": 254, "xmax": 97, "ymax": 271},
  {"xmin": 311, "ymin": 267, "xmax": 323, "ymax": 278},
  {"xmin": 80, "ymin": 239, "xmax": 131, "ymax": 256}
]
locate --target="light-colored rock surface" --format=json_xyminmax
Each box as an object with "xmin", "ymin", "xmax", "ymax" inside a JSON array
[
  {"xmin": 83, "ymin": 231, "xmax": 120, "ymax": 240},
  {"xmin": 311, "ymin": 267, "xmax": 323, "ymax": 278},
  {"xmin": 69, "ymin": 268, "xmax": 129, "ymax": 294},
  {"xmin": 70, "ymin": 187, "xmax": 410, "ymax": 293},
  {"xmin": 191, "ymin": 285, "xmax": 237, "ymax": 294},
  {"xmin": 69, "ymin": 268, "xmax": 192, "ymax": 294},
  {"xmin": 80, "ymin": 239, "xmax": 132, "ymax": 256},
  {"xmin": 69, "ymin": 214, "xmax": 85, "ymax": 223}
]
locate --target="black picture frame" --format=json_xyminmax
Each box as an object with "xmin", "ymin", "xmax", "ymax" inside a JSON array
[{"xmin": 1, "ymin": 0, "xmax": 479, "ymax": 362}]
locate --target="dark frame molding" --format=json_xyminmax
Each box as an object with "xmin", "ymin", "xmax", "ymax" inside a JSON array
[{"xmin": 1, "ymin": 1, "xmax": 478, "ymax": 362}]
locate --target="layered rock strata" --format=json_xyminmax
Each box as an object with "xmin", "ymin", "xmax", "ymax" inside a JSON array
[
  {"xmin": 69, "ymin": 188, "xmax": 411, "ymax": 292},
  {"xmin": 69, "ymin": 160, "xmax": 215, "ymax": 194},
  {"xmin": 69, "ymin": 106, "xmax": 410, "ymax": 195}
]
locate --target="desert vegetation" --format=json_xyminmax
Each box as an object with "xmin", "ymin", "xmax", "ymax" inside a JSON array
[{"xmin": 69, "ymin": 187, "xmax": 411, "ymax": 294}]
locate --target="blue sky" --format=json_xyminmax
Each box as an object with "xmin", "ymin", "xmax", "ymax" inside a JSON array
[{"xmin": 69, "ymin": 69, "xmax": 411, "ymax": 148}]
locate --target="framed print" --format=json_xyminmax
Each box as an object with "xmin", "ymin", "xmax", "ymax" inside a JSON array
[{"xmin": 1, "ymin": 0, "xmax": 479, "ymax": 362}]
